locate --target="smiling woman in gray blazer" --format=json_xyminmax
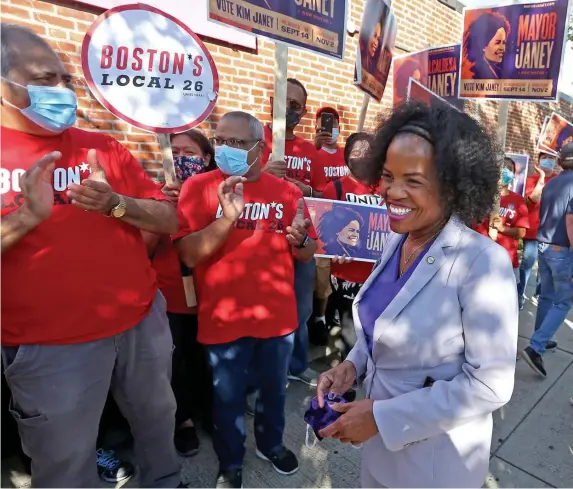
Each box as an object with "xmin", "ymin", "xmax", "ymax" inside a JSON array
[{"xmin": 316, "ymin": 102, "xmax": 519, "ymax": 488}]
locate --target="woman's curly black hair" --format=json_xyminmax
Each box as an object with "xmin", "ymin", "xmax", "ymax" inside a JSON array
[{"xmin": 367, "ymin": 102, "xmax": 502, "ymax": 225}]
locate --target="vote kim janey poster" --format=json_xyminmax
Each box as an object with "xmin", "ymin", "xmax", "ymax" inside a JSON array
[
  {"xmin": 505, "ymin": 152, "xmax": 528, "ymax": 197},
  {"xmin": 208, "ymin": 0, "xmax": 348, "ymax": 60},
  {"xmin": 537, "ymin": 112, "xmax": 573, "ymax": 155},
  {"xmin": 459, "ymin": 0, "xmax": 570, "ymax": 101},
  {"xmin": 354, "ymin": 0, "xmax": 397, "ymax": 101},
  {"xmin": 394, "ymin": 44, "xmax": 463, "ymax": 109},
  {"xmin": 81, "ymin": 3, "xmax": 219, "ymax": 133},
  {"xmin": 305, "ymin": 198, "xmax": 389, "ymax": 263}
]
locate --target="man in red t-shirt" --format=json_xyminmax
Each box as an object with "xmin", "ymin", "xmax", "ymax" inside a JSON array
[
  {"xmin": 474, "ymin": 157, "xmax": 530, "ymax": 283},
  {"xmin": 517, "ymin": 152, "xmax": 559, "ymax": 309},
  {"xmin": 311, "ymin": 107, "xmax": 349, "ymax": 193},
  {"xmin": 0, "ymin": 25, "xmax": 180, "ymax": 488},
  {"xmin": 261, "ymin": 78, "xmax": 321, "ymax": 386},
  {"xmin": 174, "ymin": 111, "xmax": 316, "ymax": 489}
]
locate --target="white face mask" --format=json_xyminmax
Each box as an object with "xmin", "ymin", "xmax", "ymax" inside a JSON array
[{"xmin": 330, "ymin": 127, "xmax": 340, "ymax": 143}]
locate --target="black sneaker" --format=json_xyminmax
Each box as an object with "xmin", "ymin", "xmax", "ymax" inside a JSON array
[
  {"xmin": 256, "ymin": 446, "xmax": 298, "ymax": 475},
  {"xmin": 216, "ymin": 468, "xmax": 243, "ymax": 489},
  {"xmin": 309, "ymin": 320, "xmax": 329, "ymax": 346},
  {"xmin": 520, "ymin": 346, "xmax": 547, "ymax": 377},
  {"xmin": 96, "ymin": 448, "xmax": 135, "ymax": 483},
  {"xmin": 174, "ymin": 426, "xmax": 200, "ymax": 457},
  {"xmin": 546, "ymin": 340, "xmax": 558, "ymax": 350}
]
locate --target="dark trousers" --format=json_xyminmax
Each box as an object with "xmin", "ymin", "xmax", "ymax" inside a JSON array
[
  {"xmin": 329, "ymin": 276, "xmax": 362, "ymax": 360},
  {"xmin": 206, "ymin": 333, "xmax": 294, "ymax": 470},
  {"xmin": 167, "ymin": 312, "xmax": 213, "ymax": 427}
]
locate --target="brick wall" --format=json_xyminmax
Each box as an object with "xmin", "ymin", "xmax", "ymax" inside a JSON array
[{"xmin": 1, "ymin": 0, "xmax": 572, "ymax": 181}]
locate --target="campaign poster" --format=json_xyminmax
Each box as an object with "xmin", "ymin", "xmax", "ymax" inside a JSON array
[
  {"xmin": 536, "ymin": 112, "xmax": 573, "ymax": 155},
  {"xmin": 393, "ymin": 44, "xmax": 463, "ymax": 109},
  {"xmin": 208, "ymin": 0, "xmax": 348, "ymax": 60},
  {"xmin": 354, "ymin": 0, "xmax": 397, "ymax": 101},
  {"xmin": 305, "ymin": 198, "xmax": 389, "ymax": 263},
  {"xmin": 82, "ymin": 4, "xmax": 219, "ymax": 133},
  {"xmin": 505, "ymin": 152, "xmax": 528, "ymax": 197},
  {"xmin": 407, "ymin": 77, "xmax": 462, "ymax": 111},
  {"xmin": 460, "ymin": 0, "xmax": 570, "ymax": 101}
]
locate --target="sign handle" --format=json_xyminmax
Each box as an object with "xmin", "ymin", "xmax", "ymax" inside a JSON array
[
  {"xmin": 357, "ymin": 93, "xmax": 370, "ymax": 132},
  {"xmin": 158, "ymin": 134, "xmax": 176, "ymax": 187},
  {"xmin": 271, "ymin": 43, "xmax": 288, "ymax": 162}
]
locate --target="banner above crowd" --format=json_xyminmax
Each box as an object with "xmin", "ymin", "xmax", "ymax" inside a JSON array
[
  {"xmin": 393, "ymin": 44, "xmax": 463, "ymax": 109},
  {"xmin": 537, "ymin": 112, "xmax": 573, "ymax": 155},
  {"xmin": 460, "ymin": 0, "xmax": 570, "ymax": 101},
  {"xmin": 82, "ymin": 4, "xmax": 219, "ymax": 133},
  {"xmin": 306, "ymin": 198, "xmax": 388, "ymax": 263},
  {"xmin": 208, "ymin": 0, "xmax": 348, "ymax": 60},
  {"xmin": 354, "ymin": 0, "xmax": 397, "ymax": 101}
]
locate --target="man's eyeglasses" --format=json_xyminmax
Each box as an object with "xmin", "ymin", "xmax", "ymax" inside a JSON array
[
  {"xmin": 209, "ymin": 137, "xmax": 260, "ymax": 150},
  {"xmin": 270, "ymin": 97, "xmax": 304, "ymax": 112}
]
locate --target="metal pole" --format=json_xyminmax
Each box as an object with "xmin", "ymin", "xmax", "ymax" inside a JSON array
[
  {"xmin": 271, "ymin": 43, "xmax": 288, "ymax": 162},
  {"xmin": 357, "ymin": 93, "xmax": 370, "ymax": 131}
]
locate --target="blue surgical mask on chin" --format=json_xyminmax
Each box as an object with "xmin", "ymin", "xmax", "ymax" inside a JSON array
[
  {"xmin": 215, "ymin": 143, "xmax": 259, "ymax": 176},
  {"xmin": 501, "ymin": 167, "xmax": 515, "ymax": 186},
  {"xmin": 2, "ymin": 77, "xmax": 77, "ymax": 132}
]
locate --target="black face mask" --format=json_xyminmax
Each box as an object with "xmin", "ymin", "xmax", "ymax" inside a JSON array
[
  {"xmin": 348, "ymin": 157, "xmax": 372, "ymax": 182},
  {"xmin": 286, "ymin": 108, "xmax": 302, "ymax": 129}
]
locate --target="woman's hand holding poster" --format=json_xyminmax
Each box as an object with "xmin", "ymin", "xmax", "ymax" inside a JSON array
[{"xmin": 306, "ymin": 198, "xmax": 389, "ymax": 262}]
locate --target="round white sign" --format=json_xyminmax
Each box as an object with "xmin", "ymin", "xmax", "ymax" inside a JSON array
[{"xmin": 82, "ymin": 4, "xmax": 219, "ymax": 133}]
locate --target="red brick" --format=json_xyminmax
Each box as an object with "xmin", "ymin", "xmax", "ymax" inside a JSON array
[{"xmin": 34, "ymin": 13, "xmax": 75, "ymax": 29}]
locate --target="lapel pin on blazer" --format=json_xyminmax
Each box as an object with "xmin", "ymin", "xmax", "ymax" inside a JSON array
[{"xmin": 427, "ymin": 256, "xmax": 435, "ymax": 264}]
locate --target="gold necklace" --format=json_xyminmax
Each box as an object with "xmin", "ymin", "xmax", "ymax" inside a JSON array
[{"xmin": 399, "ymin": 230, "xmax": 441, "ymax": 277}]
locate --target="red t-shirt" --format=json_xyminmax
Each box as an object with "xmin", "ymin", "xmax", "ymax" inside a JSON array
[
  {"xmin": 524, "ymin": 173, "xmax": 556, "ymax": 240},
  {"xmin": 1, "ymin": 126, "xmax": 167, "ymax": 345},
  {"xmin": 262, "ymin": 125, "xmax": 321, "ymax": 187},
  {"xmin": 151, "ymin": 236, "xmax": 196, "ymax": 315},
  {"xmin": 322, "ymin": 176, "xmax": 380, "ymax": 284},
  {"xmin": 173, "ymin": 170, "xmax": 315, "ymax": 345},
  {"xmin": 474, "ymin": 191, "xmax": 530, "ymax": 268},
  {"xmin": 310, "ymin": 147, "xmax": 349, "ymax": 192}
]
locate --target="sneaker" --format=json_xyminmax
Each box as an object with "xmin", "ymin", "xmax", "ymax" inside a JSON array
[
  {"xmin": 520, "ymin": 346, "xmax": 547, "ymax": 377},
  {"xmin": 309, "ymin": 320, "xmax": 329, "ymax": 346},
  {"xmin": 287, "ymin": 368, "xmax": 318, "ymax": 387},
  {"xmin": 96, "ymin": 448, "xmax": 135, "ymax": 483},
  {"xmin": 546, "ymin": 340, "xmax": 558, "ymax": 350},
  {"xmin": 216, "ymin": 468, "xmax": 243, "ymax": 489},
  {"xmin": 255, "ymin": 446, "xmax": 299, "ymax": 475},
  {"xmin": 174, "ymin": 426, "xmax": 200, "ymax": 457}
]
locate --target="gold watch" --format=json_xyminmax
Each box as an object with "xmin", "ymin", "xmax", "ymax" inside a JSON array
[{"xmin": 109, "ymin": 194, "xmax": 127, "ymax": 218}]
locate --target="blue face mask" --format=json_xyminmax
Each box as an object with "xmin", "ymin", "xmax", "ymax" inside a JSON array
[
  {"xmin": 2, "ymin": 78, "xmax": 77, "ymax": 132},
  {"xmin": 540, "ymin": 158, "xmax": 555, "ymax": 170},
  {"xmin": 501, "ymin": 167, "xmax": 515, "ymax": 186},
  {"xmin": 215, "ymin": 143, "xmax": 259, "ymax": 176}
]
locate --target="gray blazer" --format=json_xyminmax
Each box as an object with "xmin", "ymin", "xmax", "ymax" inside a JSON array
[{"xmin": 347, "ymin": 216, "xmax": 518, "ymax": 488}]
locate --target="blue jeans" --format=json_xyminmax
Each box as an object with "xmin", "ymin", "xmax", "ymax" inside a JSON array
[
  {"xmin": 206, "ymin": 333, "xmax": 294, "ymax": 469},
  {"xmin": 289, "ymin": 258, "xmax": 316, "ymax": 375},
  {"xmin": 518, "ymin": 239, "xmax": 541, "ymax": 305},
  {"xmin": 530, "ymin": 244, "xmax": 573, "ymax": 354}
]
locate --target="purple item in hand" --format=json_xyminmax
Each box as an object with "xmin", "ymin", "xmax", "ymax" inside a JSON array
[{"xmin": 304, "ymin": 392, "xmax": 348, "ymax": 444}]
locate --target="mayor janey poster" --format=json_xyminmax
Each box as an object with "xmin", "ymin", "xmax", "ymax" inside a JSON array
[
  {"xmin": 208, "ymin": 0, "xmax": 348, "ymax": 60},
  {"xmin": 393, "ymin": 44, "xmax": 463, "ymax": 109},
  {"xmin": 460, "ymin": 0, "xmax": 570, "ymax": 101},
  {"xmin": 306, "ymin": 198, "xmax": 389, "ymax": 263},
  {"xmin": 354, "ymin": 0, "xmax": 397, "ymax": 101},
  {"xmin": 537, "ymin": 112, "xmax": 573, "ymax": 155}
]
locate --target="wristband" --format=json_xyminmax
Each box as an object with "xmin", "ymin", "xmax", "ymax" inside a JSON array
[{"xmin": 296, "ymin": 235, "xmax": 310, "ymax": 249}]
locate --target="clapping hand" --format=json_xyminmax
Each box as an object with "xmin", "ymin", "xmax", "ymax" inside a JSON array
[
  {"xmin": 20, "ymin": 151, "xmax": 61, "ymax": 224},
  {"xmin": 217, "ymin": 176, "xmax": 247, "ymax": 223},
  {"xmin": 67, "ymin": 149, "xmax": 116, "ymax": 214},
  {"xmin": 286, "ymin": 198, "xmax": 311, "ymax": 247}
]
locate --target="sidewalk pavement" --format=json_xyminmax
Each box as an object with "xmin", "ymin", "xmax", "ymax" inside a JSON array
[{"xmin": 2, "ymin": 283, "xmax": 572, "ymax": 488}]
